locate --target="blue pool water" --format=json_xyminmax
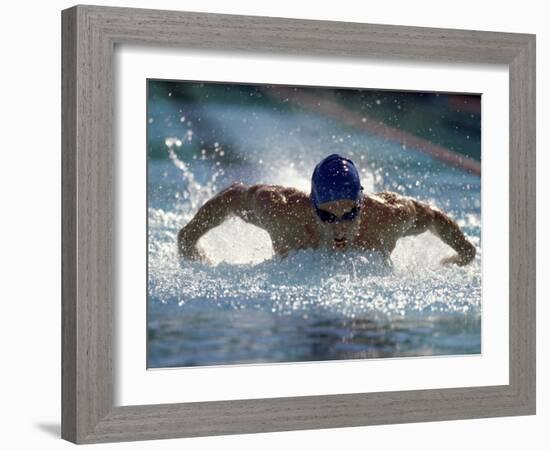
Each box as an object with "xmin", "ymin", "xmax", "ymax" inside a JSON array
[{"xmin": 147, "ymin": 99, "xmax": 481, "ymax": 368}]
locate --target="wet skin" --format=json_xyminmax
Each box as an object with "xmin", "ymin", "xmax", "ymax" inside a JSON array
[{"xmin": 177, "ymin": 182, "xmax": 476, "ymax": 266}]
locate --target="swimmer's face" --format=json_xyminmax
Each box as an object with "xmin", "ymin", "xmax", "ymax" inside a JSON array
[{"xmin": 314, "ymin": 199, "xmax": 362, "ymax": 250}]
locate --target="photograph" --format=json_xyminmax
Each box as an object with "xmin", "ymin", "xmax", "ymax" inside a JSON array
[
  {"xmin": 53, "ymin": 2, "xmax": 538, "ymax": 445},
  {"xmin": 146, "ymin": 79, "xmax": 482, "ymax": 369}
]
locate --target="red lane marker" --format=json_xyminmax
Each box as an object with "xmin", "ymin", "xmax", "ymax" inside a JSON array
[{"xmin": 268, "ymin": 87, "xmax": 481, "ymax": 177}]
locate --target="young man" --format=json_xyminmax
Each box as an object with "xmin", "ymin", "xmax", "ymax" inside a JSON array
[{"xmin": 177, "ymin": 154, "xmax": 476, "ymax": 266}]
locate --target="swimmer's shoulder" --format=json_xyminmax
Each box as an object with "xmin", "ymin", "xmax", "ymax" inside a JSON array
[
  {"xmin": 368, "ymin": 191, "xmax": 416, "ymax": 217},
  {"xmin": 246, "ymin": 184, "xmax": 308, "ymax": 209},
  {"xmin": 372, "ymin": 191, "xmax": 402, "ymax": 205}
]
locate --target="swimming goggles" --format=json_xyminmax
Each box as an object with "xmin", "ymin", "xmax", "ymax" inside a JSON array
[{"xmin": 315, "ymin": 204, "xmax": 361, "ymax": 223}]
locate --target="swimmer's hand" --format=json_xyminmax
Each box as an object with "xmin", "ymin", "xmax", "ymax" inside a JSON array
[
  {"xmin": 178, "ymin": 230, "xmax": 212, "ymax": 264},
  {"xmin": 191, "ymin": 245, "xmax": 212, "ymax": 264},
  {"xmin": 181, "ymin": 243, "xmax": 212, "ymax": 265},
  {"xmin": 440, "ymin": 253, "xmax": 473, "ymax": 267}
]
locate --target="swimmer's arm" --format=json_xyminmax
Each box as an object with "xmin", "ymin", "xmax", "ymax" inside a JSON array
[
  {"xmin": 404, "ymin": 199, "xmax": 476, "ymax": 266},
  {"xmin": 177, "ymin": 182, "xmax": 249, "ymax": 261}
]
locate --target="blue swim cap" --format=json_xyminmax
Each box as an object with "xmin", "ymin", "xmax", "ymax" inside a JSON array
[{"xmin": 310, "ymin": 154, "xmax": 363, "ymax": 207}]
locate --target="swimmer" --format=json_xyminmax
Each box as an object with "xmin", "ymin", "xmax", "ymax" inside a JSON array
[{"xmin": 177, "ymin": 153, "xmax": 476, "ymax": 266}]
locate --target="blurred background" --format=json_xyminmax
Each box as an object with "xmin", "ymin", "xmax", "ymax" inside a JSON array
[{"xmin": 147, "ymin": 81, "xmax": 480, "ymax": 163}]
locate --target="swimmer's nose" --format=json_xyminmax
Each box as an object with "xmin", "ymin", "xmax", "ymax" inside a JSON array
[
  {"xmin": 333, "ymin": 228, "xmax": 349, "ymax": 239},
  {"xmin": 333, "ymin": 221, "xmax": 350, "ymax": 231}
]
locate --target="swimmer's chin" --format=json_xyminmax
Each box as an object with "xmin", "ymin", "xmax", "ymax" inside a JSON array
[{"xmin": 332, "ymin": 238, "xmax": 348, "ymax": 251}]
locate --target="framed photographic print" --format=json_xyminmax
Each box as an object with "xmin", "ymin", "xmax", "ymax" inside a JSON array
[{"xmin": 62, "ymin": 5, "xmax": 536, "ymax": 444}]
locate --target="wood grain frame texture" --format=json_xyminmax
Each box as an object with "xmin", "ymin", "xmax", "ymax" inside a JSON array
[{"xmin": 61, "ymin": 4, "xmax": 536, "ymax": 444}]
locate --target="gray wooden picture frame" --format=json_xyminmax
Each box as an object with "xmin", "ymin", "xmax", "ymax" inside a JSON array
[{"xmin": 61, "ymin": 4, "xmax": 536, "ymax": 444}]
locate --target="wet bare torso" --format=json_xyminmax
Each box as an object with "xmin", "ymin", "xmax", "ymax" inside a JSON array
[{"xmin": 236, "ymin": 185, "xmax": 415, "ymax": 258}]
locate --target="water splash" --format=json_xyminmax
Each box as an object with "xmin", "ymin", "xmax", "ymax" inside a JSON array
[{"xmin": 149, "ymin": 139, "xmax": 481, "ymax": 321}]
